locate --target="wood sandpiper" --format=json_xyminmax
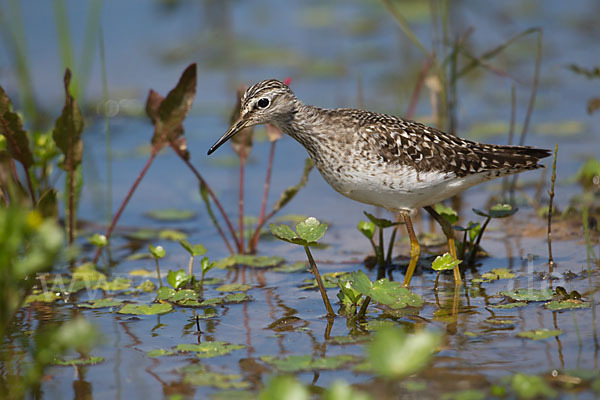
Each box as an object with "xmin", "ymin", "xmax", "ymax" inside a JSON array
[{"xmin": 208, "ymin": 79, "xmax": 551, "ymax": 287}]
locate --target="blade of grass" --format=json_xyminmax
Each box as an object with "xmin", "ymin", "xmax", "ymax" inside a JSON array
[
  {"xmin": 380, "ymin": 0, "xmax": 428, "ymax": 57},
  {"xmin": 99, "ymin": 26, "xmax": 112, "ymax": 227},
  {"xmin": 547, "ymin": 145, "xmax": 558, "ymax": 269},
  {"xmin": 78, "ymin": 0, "xmax": 103, "ymax": 99}
]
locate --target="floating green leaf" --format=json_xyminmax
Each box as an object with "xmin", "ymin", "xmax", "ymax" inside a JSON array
[
  {"xmin": 72, "ymin": 262, "xmax": 106, "ymax": 281},
  {"xmin": 144, "ymin": 208, "xmax": 196, "ymax": 222},
  {"xmin": 176, "ymin": 341, "xmax": 245, "ymax": 358},
  {"xmin": 136, "ymin": 280, "xmax": 156, "ymax": 293},
  {"xmin": 171, "ymin": 289, "xmax": 198, "ymax": 302},
  {"xmin": 322, "ymin": 380, "xmax": 372, "ymax": 400},
  {"xmin": 146, "ymin": 349, "xmax": 176, "ymax": 357},
  {"xmin": 544, "ymin": 300, "xmax": 590, "ymax": 311},
  {"xmin": 260, "ymin": 354, "xmax": 355, "ymax": 372},
  {"xmin": 490, "ymin": 302, "xmax": 528, "ymax": 309},
  {"xmin": 367, "ymin": 327, "xmax": 441, "ymax": 378},
  {"xmin": 223, "ymin": 293, "xmax": 252, "ymax": 304},
  {"xmin": 501, "ymin": 289, "xmax": 554, "ymax": 302},
  {"xmin": 158, "ymin": 229, "xmax": 187, "ymax": 241},
  {"xmin": 272, "ymin": 261, "xmax": 308, "ymax": 273},
  {"xmin": 214, "ymin": 254, "xmax": 284, "ymax": 269},
  {"xmin": 117, "ymin": 303, "xmax": 172, "ymax": 315},
  {"xmin": 25, "ymin": 291, "xmax": 59, "ymax": 304},
  {"xmin": 431, "ymin": 253, "xmax": 462, "ymax": 271},
  {"xmin": 479, "ymin": 268, "xmax": 515, "ymax": 281},
  {"xmin": 78, "ymin": 298, "xmax": 123, "ymax": 309},
  {"xmin": 216, "ymin": 283, "xmax": 252, "ymax": 292},
  {"xmin": 517, "ymin": 329, "xmax": 563, "ymax": 340},
  {"xmin": 181, "ymin": 364, "xmax": 249, "ymax": 389},
  {"xmin": 156, "ymin": 286, "xmax": 176, "ymax": 300},
  {"xmin": 54, "ymin": 356, "xmax": 104, "ymax": 366}
]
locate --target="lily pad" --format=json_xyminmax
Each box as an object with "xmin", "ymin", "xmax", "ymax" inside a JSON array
[
  {"xmin": 78, "ymin": 298, "xmax": 123, "ymax": 309},
  {"xmin": 272, "ymin": 261, "xmax": 308, "ymax": 273},
  {"xmin": 175, "ymin": 341, "xmax": 245, "ymax": 358},
  {"xmin": 54, "ymin": 356, "xmax": 104, "ymax": 366},
  {"xmin": 171, "ymin": 289, "xmax": 198, "ymax": 302},
  {"xmin": 146, "ymin": 348, "xmax": 176, "ymax": 357},
  {"xmin": 433, "ymin": 203, "xmax": 459, "ymax": 225},
  {"xmin": 129, "ymin": 269, "xmax": 155, "ymax": 277},
  {"xmin": 96, "ymin": 277, "xmax": 132, "ymax": 291},
  {"xmin": 215, "ymin": 283, "xmax": 252, "ymax": 292},
  {"xmin": 490, "ymin": 302, "xmax": 528, "ymax": 309},
  {"xmin": 509, "ymin": 373, "xmax": 557, "ymax": 399},
  {"xmin": 517, "ymin": 329, "xmax": 563, "ymax": 340},
  {"xmin": 25, "ymin": 291, "xmax": 59, "ymax": 304},
  {"xmin": 73, "ymin": 263, "xmax": 106, "ymax": 281},
  {"xmin": 144, "ymin": 208, "xmax": 196, "ymax": 222},
  {"xmin": 223, "ymin": 293, "xmax": 252, "ymax": 303},
  {"xmin": 117, "ymin": 303, "xmax": 173, "ymax": 315},
  {"xmin": 156, "ymin": 286, "xmax": 176, "ymax": 300},
  {"xmin": 158, "ymin": 229, "xmax": 187, "ymax": 241},
  {"xmin": 544, "ymin": 300, "xmax": 590, "ymax": 311},
  {"xmin": 136, "ymin": 280, "xmax": 156, "ymax": 293},
  {"xmin": 500, "ymin": 289, "xmax": 554, "ymax": 302},
  {"xmin": 181, "ymin": 365, "xmax": 250, "ymax": 389},
  {"xmin": 214, "ymin": 255, "xmax": 284, "ymax": 269},
  {"xmin": 260, "ymin": 354, "xmax": 356, "ymax": 372},
  {"xmin": 477, "ymin": 268, "xmax": 516, "ymax": 282}
]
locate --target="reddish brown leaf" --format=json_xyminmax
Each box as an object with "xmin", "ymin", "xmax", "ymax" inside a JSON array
[
  {"xmin": 229, "ymin": 85, "xmax": 254, "ymax": 158},
  {"xmin": 0, "ymin": 86, "xmax": 34, "ymax": 170},
  {"xmin": 151, "ymin": 63, "xmax": 197, "ymax": 148},
  {"xmin": 145, "ymin": 89, "xmax": 164, "ymax": 125},
  {"xmin": 53, "ymin": 69, "xmax": 84, "ymax": 170}
]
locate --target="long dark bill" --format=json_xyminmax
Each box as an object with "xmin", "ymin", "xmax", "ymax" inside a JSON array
[{"xmin": 207, "ymin": 118, "xmax": 248, "ymax": 155}]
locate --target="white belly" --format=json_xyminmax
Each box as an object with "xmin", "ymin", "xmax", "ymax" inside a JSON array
[{"xmin": 316, "ymin": 162, "xmax": 494, "ymax": 212}]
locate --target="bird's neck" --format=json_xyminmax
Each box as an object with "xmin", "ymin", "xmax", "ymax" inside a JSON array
[{"xmin": 274, "ymin": 103, "xmax": 330, "ymax": 155}]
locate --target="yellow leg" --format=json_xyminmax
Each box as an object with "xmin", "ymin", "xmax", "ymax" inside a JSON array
[
  {"xmin": 402, "ymin": 213, "xmax": 421, "ymax": 287},
  {"xmin": 424, "ymin": 206, "xmax": 462, "ymax": 285}
]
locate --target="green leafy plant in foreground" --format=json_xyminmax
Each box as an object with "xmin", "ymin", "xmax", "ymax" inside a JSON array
[
  {"xmin": 338, "ymin": 270, "xmax": 423, "ymax": 320},
  {"xmin": 0, "ymin": 204, "xmax": 98, "ymax": 399},
  {"xmin": 270, "ymin": 217, "xmax": 334, "ymax": 317},
  {"xmin": 431, "ymin": 253, "xmax": 462, "ymax": 290}
]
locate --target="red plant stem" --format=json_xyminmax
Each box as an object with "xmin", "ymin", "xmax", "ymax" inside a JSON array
[
  {"xmin": 67, "ymin": 161, "xmax": 74, "ymax": 245},
  {"xmin": 169, "ymin": 142, "xmax": 238, "ymax": 253},
  {"xmin": 92, "ymin": 149, "xmax": 158, "ymax": 263},
  {"xmin": 406, "ymin": 55, "xmax": 432, "ymax": 119},
  {"xmin": 238, "ymin": 139, "xmax": 246, "ymax": 254},
  {"xmin": 250, "ymin": 140, "xmax": 277, "ymax": 252}
]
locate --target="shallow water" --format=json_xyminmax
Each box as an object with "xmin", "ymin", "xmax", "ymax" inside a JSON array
[{"xmin": 2, "ymin": 1, "xmax": 600, "ymax": 399}]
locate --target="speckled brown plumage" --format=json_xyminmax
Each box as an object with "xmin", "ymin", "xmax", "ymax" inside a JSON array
[{"xmin": 210, "ymin": 79, "xmax": 551, "ymax": 212}]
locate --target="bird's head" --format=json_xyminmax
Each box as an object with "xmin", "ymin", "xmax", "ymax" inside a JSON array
[{"xmin": 208, "ymin": 79, "xmax": 296, "ymax": 155}]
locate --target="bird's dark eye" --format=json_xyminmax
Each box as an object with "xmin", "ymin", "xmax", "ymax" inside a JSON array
[{"xmin": 257, "ymin": 98, "xmax": 270, "ymax": 109}]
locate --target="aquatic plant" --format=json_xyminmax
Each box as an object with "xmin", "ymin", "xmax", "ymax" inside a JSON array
[{"xmin": 270, "ymin": 216, "xmax": 334, "ymax": 317}]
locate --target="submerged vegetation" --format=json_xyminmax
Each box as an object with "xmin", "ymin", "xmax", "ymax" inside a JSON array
[{"xmin": 0, "ymin": 1, "xmax": 599, "ymax": 399}]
